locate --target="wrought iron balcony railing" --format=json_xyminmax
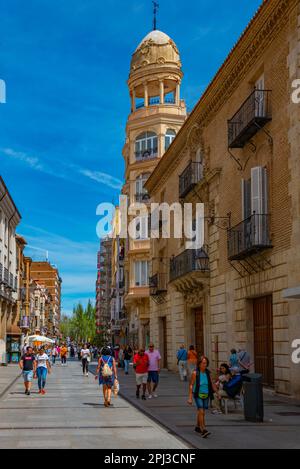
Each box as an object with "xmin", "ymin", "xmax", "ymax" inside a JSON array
[
  {"xmin": 135, "ymin": 147, "xmax": 158, "ymax": 161},
  {"xmin": 228, "ymin": 89, "xmax": 272, "ymax": 148},
  {"xmin": 4, "ymin": 268, "xmax": 9, "ymax": 286},
  {"xmin": 227, "ymin": 214, "xmax": 272, "ymax": 261},
  {"xmin": 170, "ymin": 247, "xmax": 209, "ymax": 282},
  {"xmin": 149, "ymin": 273, "xmax": 168, "ymax": 296},
  {"xmin": 135, "ymin": 192, "xmax": 150, "ymax": 203},
  {"xmin": 179, "ymin": 161, "xmax": 204, "ymax": 199}
]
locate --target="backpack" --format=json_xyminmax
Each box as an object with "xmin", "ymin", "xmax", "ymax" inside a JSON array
[
  {"xmin": 223, "ymin": 374, "xmax": 243, "ymax": 398},
  {"xmin": 101, "ymin": 357, "xmax": 113, "ymax": 377}
]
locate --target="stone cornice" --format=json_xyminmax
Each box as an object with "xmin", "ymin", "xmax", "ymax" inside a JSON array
[{"xmin": 146, "ymin": 0, "xmax": 295, "ymax": 196}]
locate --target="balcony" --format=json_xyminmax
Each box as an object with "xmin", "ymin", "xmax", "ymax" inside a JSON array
[
  {"xmin": 170, "ymin": 247, "xmax": 209, "ymax": 283},
  {"xmin": 149, "ymin": 273, "xmax": 168, "ymax": 296},
  {"xmin": 179, "ymin": 162, "xmax": 204, "ymax": 199},
  {"xmin": 135, "ymin": 192, "xmax": 150, "ymax": 203},
  {"xmin": 135, "ymin": 147, "xmax": 158, "ymax": 162},
  {"xmin": 4, "ymin": 268, "xmax": 9, "ymax": 286},
  {"xmin": 228, "ymin": 90, "xmax": 272, "ymax": 148},
  {"xmin": 0, "ymin": 263, "xmax": 2, "ymax": 283},
  {"xmin": 20, "ymin": 316, "xmax": 30, "ymax": 330},
  {"xmin": 227, "ymin": 214, "xmax": 272, "ymax": 261}
]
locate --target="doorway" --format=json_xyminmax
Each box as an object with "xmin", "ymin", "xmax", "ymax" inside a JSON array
[
  {"xmin": 253, "ymin": 295, "xmax": 274, "ymax": 387},
  {"xmin": 159, "ymin": 317, "xmax": 168, "ymax": 369},
  {"xmin": 194, "ymin": 307, "xmax": 204, "ymax": 357}
]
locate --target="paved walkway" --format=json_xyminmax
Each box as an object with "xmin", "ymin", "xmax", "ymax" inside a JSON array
[
  {"xmin": 0, "ymin": 361, "xmax": 187, "ymax": 449},
  {"xmin": 100, "ymin": 365, "xmax": 300, "ymax": 449},
  {"xmin": 0, "ymin": 365, "xmax": 21, "ymax": 398}
]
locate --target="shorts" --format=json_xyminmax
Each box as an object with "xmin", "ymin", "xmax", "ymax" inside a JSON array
[
  {"xmin": 136, "ymin": 373, "xmax": 148, "ymax": 385},
  {"xmin": 147, "ymin": 371, "xmax": 159, "ymax": 384},
  {"xmin": 23, "ymin": 371, "xmax": 34, "ymax": 382},
  {"xmin": 194, "ymin": 397, "xmax": 209, "ymax": 410}
]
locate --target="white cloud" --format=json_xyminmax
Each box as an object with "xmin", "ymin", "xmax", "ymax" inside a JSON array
[
  {"xmin": 79, "ymin": 169, "xmax": 123, "ymax": 190},
  {"xmin": 19, "ymin": 225, "xmax": 98, "ymax": 313},
  {"xmin": 1, "ymin": 146, "xmax": 123, "ymax": 191},
  {"xmin": 1, "ymin": 148, "xmax": 44, "ymax": 171}
]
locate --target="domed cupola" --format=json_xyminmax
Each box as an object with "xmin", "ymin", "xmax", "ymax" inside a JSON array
[{"xmin": 128, "ymin": 29, "xmax": 183, "ymax": 113}]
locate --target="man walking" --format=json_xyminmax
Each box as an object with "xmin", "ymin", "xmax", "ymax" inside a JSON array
[
  {"xmin": 177, "ymin": 344, "xmax": 188, "ymax": 382},
  {"xmin": 133, "ymin": 348, "xmax": 149, "ymax": 400},
  {"xmin": 146, "ymin": 343, "xmax": 161, "ymax": 399},
  {"xmin": 19, "ymin": 346, "xmax": 37, "ymax": 396}
]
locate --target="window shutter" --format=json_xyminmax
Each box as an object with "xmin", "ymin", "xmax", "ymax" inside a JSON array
[
  {"xmin": 241, "ymin": 179, "xmax": 251, "ymax": 219},
  {"xmin": 251, "ymin": 167, "xmax": 268, "ymax": 215}
]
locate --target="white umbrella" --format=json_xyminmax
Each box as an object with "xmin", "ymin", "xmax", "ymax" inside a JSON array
[{"xmin": 28, "ymin": 335, "xmax": 55, "ymax": 344}]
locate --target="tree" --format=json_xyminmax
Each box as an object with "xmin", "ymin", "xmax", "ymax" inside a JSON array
[{"xmin": 60, "ymin": 301, "xmax": 96, "ymax": 344}]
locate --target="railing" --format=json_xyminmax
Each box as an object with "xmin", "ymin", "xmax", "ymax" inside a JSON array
[
  {"xmin": 4, "ymin": 268, "xmax": 9, "ymax": 285},
  {"xmin": 165, "ymin": 97, "xmax": 175, "ymax": 104},
  {"xmin": 9, "ymin": 273, "xmax": 13, "ymax": 289},
  {"xmin": 14, "ymin": 276, "xmax": 18, "ymax": 292},
  {"xmin": 0, "ymin": 263, "xmax": 2, "ymax": 283},
  {"xmin": 149, "ymin": 273, "xmax": 168, "ymax": 295},
  {"xmin": 149, "ymin": 97, "xmax": 160, "ymax": 105},
  {"xmin": 135, "ymin": 147, "xmax": 158, "ymax": 161},
  {"xmin": 228, "ymin": 90, "xmax": 272, "ymax": 148},
  {"xmin": 135, "ymin": 192, "xmax": 150, "ymax": 203},
  {"xmin": 179, "ymin": 161, "xmax": 204, "ymax": 199},
  {"xmin": 227, "ymin": 214, "xmax": 272, "ymax": 260},
  {"xmin": 170, "ymin": 247, "xmax": 209, "ymax": 282}
]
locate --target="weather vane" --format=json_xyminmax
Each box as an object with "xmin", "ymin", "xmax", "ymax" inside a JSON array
[{"xmin": 153, "ymin": 1, "xmax": 159, "ymax": 31}]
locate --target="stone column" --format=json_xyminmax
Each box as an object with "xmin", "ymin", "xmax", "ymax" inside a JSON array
[
  {"xmin": 175, "ymin": 82, "xmax": 180, "ymax": 106},
  {"xmin": 159, "ymin": 80, "xmax": 164, "ymax": 104},
  {"xmin": 144, "ymin": 83, "xmax": 149, "ymax": 107},
  {"xmin": 131, "ymin": 88, "xmax": 136, "ymax": 112}
]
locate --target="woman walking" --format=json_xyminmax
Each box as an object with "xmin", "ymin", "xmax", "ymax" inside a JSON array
[
  {"xmin": 35, "ymin": 347, "xmax": 51, "ymax": 395},
  {"xmin": 95, "ymin": 346, "xmax": 118, "ymax": 407},
  {"xmin": 188, "ymin": 356, "xmax": 217, "ymax": 438},
  {"xmin": 187, "ymin": 345, "xmax": 198, "ymax": 378},
  {"xmin": 81, "ymin": 343, "xmax": 91, "ymax": 377}
]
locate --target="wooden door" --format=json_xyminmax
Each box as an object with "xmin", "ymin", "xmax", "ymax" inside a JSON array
[
  {"xmin": 253, "ymin": 295, "xmax": 274, "ymax": 387},
  {"xmin": 194, "ymin": 307, "xmax": 204, "ymax": 358}
]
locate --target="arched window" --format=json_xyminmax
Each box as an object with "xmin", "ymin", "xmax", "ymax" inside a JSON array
[
  {"xmin": 165, "ymin": 129, "xmax": 176, "ymax": 151},
  {"xmin": 135, "ymin": 131, "xmax": 158, "ymax": 161},
  {"xmin": 135, "ymin": 173, "xmax": 150, "ymax": 203}
]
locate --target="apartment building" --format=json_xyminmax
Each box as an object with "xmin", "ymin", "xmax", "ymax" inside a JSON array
[
  {"xmin": 0, "ymin": 176, "xmax": 21, "ymax": 363},
  {"xmin": 145, "ymin": 0, "xmax": 300, "ymax": 397},
  {"xmin": 30, "ymin": 262, "xmax": 62, "ymax": 337},
  {"xmin": 96, "ymin": 237, "xmax": 113, "ymax": 342}
]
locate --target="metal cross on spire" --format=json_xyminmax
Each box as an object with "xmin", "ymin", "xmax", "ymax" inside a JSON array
[{"xmin": 153, "ymin": 1, "xmax": 159, "ymax": 31}]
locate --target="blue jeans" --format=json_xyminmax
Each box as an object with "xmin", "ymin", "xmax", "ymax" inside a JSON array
[
  {"xmin": 36, "ymin": 367, "xmax": 48, "ymax": 390},
  {"xmin": 124, "ymin": 360, "xmax": 130, "ymax": 373}
]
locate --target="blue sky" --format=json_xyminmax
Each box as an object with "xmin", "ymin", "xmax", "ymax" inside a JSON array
[{"xmin": 0, "ymin": 0, "xmax": 262, "ymax": 314}]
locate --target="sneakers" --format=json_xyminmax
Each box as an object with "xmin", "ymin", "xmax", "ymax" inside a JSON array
[
  {"xmin": 201, "ymin": 429, "xmax": 211, "ymax": 438},
  {"xmin": 148, "ymin": 395, "xmax": 153, "ymax": 399},
  {"xmin": 38, "ymin": 390, "xmax": 42, "ymax": 394},
  {"xmin": 153, "ymin": 394, "xmax": 158, "ymax": 398},
  {"xmin": 142, "ymin": 395, "xmax": 146, "ymax": 400},
  {"xmin": 41, "ymin": 389, "xmax": 46, "ymax": 395}
]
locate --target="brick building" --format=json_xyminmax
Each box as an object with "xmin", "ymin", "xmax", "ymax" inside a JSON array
[{"xmin": 145, "ymin": 0, "xmax": 300, "ymax": 397}]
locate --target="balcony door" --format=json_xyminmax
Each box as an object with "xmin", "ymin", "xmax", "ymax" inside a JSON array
[
  {"xmin": 255, "ymin": 74, "xmax": 265, "ymax": 117},
  {"xmin": 194, "ymin": 307, "xmax": 204, "ymax": 357},
  {"xmin": 253, "ymin": 295, "xmax": 274, "ymax": 387}
]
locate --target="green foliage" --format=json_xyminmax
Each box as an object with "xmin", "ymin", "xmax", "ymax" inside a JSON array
[{"xmin": 61, "ymin": 301, "xmax": 97, "ymax": 344}]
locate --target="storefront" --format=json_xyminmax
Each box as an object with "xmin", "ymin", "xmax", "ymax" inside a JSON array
[{"xmin": 6, "ymin": 333, "xmax": 22, "ymax": 364}]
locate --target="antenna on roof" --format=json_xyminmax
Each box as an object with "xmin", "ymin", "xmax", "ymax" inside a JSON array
[{"xmin": 153, "ymin": 1, "xmax": 159, "ymax": 31}]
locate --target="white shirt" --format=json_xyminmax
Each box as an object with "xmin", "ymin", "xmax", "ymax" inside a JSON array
[
  {"xmin": 81, "ymin": 349, "xmax": 90, "ymax": 359},
  {"xmin": 36, "ymin": 353, "xmax": 49, "ymax": 368}
]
